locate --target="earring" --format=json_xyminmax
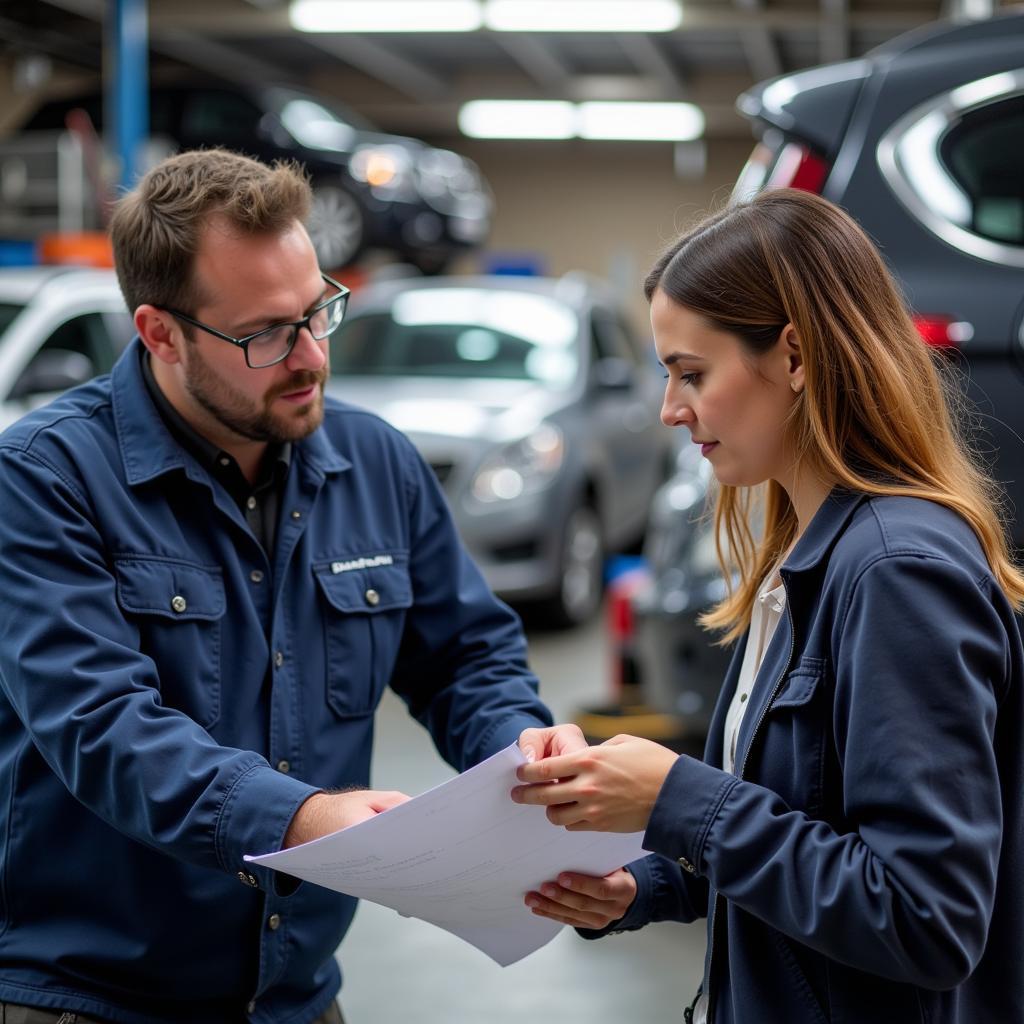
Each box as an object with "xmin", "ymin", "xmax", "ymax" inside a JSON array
[{"xmin": 791, "ymin": 382, "xmax": 802, "ymax": 393}]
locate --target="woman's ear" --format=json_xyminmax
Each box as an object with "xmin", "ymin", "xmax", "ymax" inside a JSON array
[{"xmin": 781, "ymin": 323, "xmax": 804, "ymax": 394}]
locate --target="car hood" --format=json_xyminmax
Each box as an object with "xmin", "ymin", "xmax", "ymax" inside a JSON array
[{"xmin": 325, "ymin": 375, "xmax": 569, "ymax": 444}]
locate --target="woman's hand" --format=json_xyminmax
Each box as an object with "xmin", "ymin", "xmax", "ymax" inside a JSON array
[
  {"xmin": 525, "ymin": 868, "xmax": 638, "ymax": 930},
  {"xmin": 511, "ymin": 734, "xmax": 679, "ymax": 833}
]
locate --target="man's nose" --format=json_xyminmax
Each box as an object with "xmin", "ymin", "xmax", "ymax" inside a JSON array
[{"xmin": 287, "ymin": 326, "xmax": 328, "ymax": 373}]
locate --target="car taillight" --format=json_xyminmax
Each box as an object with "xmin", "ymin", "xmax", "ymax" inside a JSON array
[
  {"xmin": 766, "ymin": 142, "xmax": 830, "ymax": 194},
  {"xmin": 912, "ymin": 315, "xmax": 974, "ymax": 349}
]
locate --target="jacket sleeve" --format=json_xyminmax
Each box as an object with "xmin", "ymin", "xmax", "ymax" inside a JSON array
[
  {"xmin": 575, "ymin": 852, "xmax": 709, "ymax": 941},
  {"xmin": 642, "ymin": 553, "xmax": 1010, "ymax": 989},
  {"xmin": 386, "ymin": 438, "xmax": 553, "ymax": 769},
  {"xmin": 0, "ymin": 446, "xmax": 319, "ymax": 881}
]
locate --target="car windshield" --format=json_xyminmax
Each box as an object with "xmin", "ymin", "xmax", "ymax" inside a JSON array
[
  {"xmin": 0, "ymin": 302, "xmax": 24, "ymax": 337},
  {"xmin": 330, "ymin": 288, "xmax": 580, "ymax": 387}
]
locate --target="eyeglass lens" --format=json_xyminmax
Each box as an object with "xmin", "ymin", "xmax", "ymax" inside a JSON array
[{"xmin": 246, "ymin": 290, "xmax": 347, "ymax": 368}]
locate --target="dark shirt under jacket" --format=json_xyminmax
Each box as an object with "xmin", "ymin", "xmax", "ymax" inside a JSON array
[{"xmin": 142, "ymin": 352, "xmax": 290, "ymax": 555}]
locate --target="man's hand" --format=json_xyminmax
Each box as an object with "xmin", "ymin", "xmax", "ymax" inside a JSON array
[
  {"xmin": 511, "ymin": 734, "xmax": 679, "ymax": 833},
  {"xmin": 518, "ymin": 723, "xmax": 588, "ymax": 763},
  {"xmin": 284, "ymin": 789, "xmax": 410, "ymax": 848},
  {"xmin": 524, "ymin": 868, "xmax": 637, "ymax": 930}
]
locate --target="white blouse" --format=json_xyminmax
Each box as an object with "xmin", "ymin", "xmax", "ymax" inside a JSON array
[{"xmin": 722, "ymin": 574, "xmax": 787, "ymax": 775}]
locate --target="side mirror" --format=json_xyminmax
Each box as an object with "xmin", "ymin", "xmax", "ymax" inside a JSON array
[
  {"xmin": 9, "ymin": 349, "xmax": 96, "ymax": 401},
  {"xmin": 592, "ymin": 357, "xmax": 635, "ymax": 391}
]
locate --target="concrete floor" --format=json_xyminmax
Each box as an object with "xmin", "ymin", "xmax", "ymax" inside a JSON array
[{"xmin": 337, "ymin": 607, "xmax": 707, "ymax": 1023}]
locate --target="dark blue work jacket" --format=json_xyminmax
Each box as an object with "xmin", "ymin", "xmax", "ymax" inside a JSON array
[
  {"xmin": 609, "ymin": 490, "xmax": 1023, "ymax": 1023},
  {"xmin": 0, "ymin": 341, "xmax": 551, "ymax": 1023}
]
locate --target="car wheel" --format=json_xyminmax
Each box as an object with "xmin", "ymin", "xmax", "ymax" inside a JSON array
[
  {"xmin": 543, "ymin": 502, "xmax": 604, "ymax": 628},
  {"xmin": 308, "ymin": 185, "xmax": 364, "ymax": 269}
]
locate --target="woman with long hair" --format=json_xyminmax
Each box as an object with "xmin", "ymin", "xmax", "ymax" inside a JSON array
[{"xmin": 513, "ymin": 188, "xmax": 1024, "ymax": 1023}]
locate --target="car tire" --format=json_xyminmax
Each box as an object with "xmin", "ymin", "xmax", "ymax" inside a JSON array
[
  {"xmin": 542, "ymin": 502, "xmax": 604, "ymax": 628},
  {"xmin": 308, "ymin": 185, "xmax": 364, "ymax": 269}
]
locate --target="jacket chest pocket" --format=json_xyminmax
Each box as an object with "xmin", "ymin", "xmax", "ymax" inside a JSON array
[
  {"xmin": 314, "ymin": 559, "xmax": 413, "ymax": 718},
  {"xmin": 114, "ymin": 557, "xmax": 225, "ymax": 730},
  {"xmin": 757, "ymin": 657, "xmax": 829, "ymax": 816}
]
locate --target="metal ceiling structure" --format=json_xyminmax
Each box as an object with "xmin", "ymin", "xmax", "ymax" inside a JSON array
[{"xmin": 0, "ymin": 0, "xmax": 1011, "ymax": 141}]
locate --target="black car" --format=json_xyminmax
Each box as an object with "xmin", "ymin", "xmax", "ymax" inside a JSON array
[
  {"xmin": 579, "ymin": 9, "xmax": 1024, "ymax": 748},
  {"xmin": 19, "ymin": 79, "xmax": 492, "ymax": 274}
]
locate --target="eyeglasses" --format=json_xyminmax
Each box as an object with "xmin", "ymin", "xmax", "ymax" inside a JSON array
[{"xmin": 161, "ymin": 273, "xmax": 350, "ymax": 369}]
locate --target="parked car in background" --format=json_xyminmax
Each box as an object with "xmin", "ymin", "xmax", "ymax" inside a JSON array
[
  {"xmin": 15, "ymin": 78, "xmax": 492, "ymax": 274},
  {"xmin": 0, "ymin": 267, "xmax": 132, "ymax": 431},
  {"xmin": 579, "ymin": 8, "xmax": 1024, "ymax": 745},
  {"xmin": 326, "ymin": 272, "xmax": 673, "ymax": 626}
]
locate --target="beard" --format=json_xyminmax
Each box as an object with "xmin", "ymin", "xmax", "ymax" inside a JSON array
[{"xmin": 182, "ymin": 345, "xmax": 327, "ymax": 444}]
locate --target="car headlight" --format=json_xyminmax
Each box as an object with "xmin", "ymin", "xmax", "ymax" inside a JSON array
[
  {"xmin": 470, "ymin": 424, "xmax": 564, "ymax": 504},
  {"xmin": 349, "ymin": 145, "xmax": 416, "ymax": 197}
]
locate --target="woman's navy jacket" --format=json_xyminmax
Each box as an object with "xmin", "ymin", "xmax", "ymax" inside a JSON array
[{"xmin": 609, "ymin": 490, "xmax": 1023, "ymax": 1023}]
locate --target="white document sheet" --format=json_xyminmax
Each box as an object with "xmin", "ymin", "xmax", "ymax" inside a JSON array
[{"xmin": 246, "ymin": 743, "xmax": 647, "ymax": 966}]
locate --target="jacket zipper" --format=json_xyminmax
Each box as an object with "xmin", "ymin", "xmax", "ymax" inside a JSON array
[{"xmin": 702, "ymin": 578, "xmax": 797, "ymax": 1023}]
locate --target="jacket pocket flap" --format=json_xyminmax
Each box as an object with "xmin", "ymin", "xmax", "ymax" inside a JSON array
[
  {"xmin": 115, "ymin": 558, "xmax": 226, "ymax": 620},
  {"xmin": 771, "ymin": 661, "xmax": 824, "ymax": 709},
  {"xmin": 315, "ymin": 560, "xmax": 413, "ymax": 613}
]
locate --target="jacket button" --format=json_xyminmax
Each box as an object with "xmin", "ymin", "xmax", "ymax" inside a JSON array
[
  {"xmin": 170, "ymin": 595, "xmax": 187, "ymax": 613},
  {"xmin": 274, "ymin": 651, "xmax": 284, "ymax": 668},
  {"xmin": 277, "ymin": 760, "xmax": 291, "ymax": 773},
  {"xmin": 267, "ymin": 913, "xmax": 281, "ymax": 931},
  {"xmin": 678, "ymin": 856, "xmax": 696, "ymax": 874},
  {"xmin": 247, "ymin": 1000, "xmax": 257, "ymax": 1014},
  {"xmin": 250, "ymin": 570, "xmax": 264, "ymax": 583},
  {"xmin": 365, "ymin": 588, "xmax": 380, "ymax": 607}
]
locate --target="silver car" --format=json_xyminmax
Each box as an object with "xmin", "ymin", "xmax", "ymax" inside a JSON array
[{"xmin": 326, "ymin": 273, "xmax": 673, "ymax": 625}]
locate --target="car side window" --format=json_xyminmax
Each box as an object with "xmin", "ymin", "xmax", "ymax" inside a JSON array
[
  {"xmin": 591, "ymin": 310, "xmax": 641, "ymax": 366},
  {"xmin": 941, "ymin": 94, "xmax": 1024, "ymax": 246}
]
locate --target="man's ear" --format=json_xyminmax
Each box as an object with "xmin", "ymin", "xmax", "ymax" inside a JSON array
[
  {"xmin": 135, "ymin": 305, "xmax": 184, "ymax": 366},
  {"xmin": 781, "ymin": 322, "xmax": 804, "ymax": 394}
]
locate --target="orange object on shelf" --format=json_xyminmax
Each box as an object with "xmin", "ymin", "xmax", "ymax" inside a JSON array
[{"xmin": 38, "ymin": 232, "xmax": 114, "ymax": 268}]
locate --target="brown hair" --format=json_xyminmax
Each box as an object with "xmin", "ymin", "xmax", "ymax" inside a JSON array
[
  {"xmin": 109, "ymin": 148, "xmax": 312, "ymax": 315},
  {"xmin": 645, "ymin": 188, "xmax": 1024, "ymax": 640}
]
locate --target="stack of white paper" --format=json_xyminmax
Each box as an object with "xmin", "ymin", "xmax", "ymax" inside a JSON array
[{"xmin": 246, "ymin": 743, "xmax": 647, "ymax": 965}]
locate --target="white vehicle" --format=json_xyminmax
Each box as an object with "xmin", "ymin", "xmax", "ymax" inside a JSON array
[{"xmin": 0, "ymin": 267, "xmax": 133, "ymax": 431}]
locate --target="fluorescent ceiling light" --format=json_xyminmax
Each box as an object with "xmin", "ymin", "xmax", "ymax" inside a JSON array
[
  {"xmin": 459, "ymin": 100, "xmax": 576, "ymax": 139},
  {"xmin": 459, "ymin": 100, "xmax": 705, "ymax": 141},
  {"xmin": 290, "ymin": 0, "xmax": 483, "ymax": 32},
  {"xmin": 485, "ymin": 0, "xmax": 682, "ymax": 32},
  {"xmin": 578, "ymin": 102, "xmax": 704, "ymax": 141}
]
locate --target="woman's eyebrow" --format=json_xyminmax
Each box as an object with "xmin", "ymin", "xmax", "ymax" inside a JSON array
[{"xmin": 661, "ymin": 351, "xmax": 707, "ymax": 367}]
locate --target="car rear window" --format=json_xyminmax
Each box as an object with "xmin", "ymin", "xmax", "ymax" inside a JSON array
[
  {"xmin": 330, "ymin": 289, "xmax": 579, "ymax": 387},
  {"xmin": 941, "ymin": 94, "xmax": 1024, "ymax": 246}
]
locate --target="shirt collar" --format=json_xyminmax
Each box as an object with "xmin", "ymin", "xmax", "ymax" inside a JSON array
[{"xmin": 112, "ymin": 339, "xmax": 343, "ymax": 487}]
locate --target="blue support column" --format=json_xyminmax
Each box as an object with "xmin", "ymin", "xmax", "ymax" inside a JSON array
[{"xmin": 107, "ymin": 0, "xmax": 149, "ymax": 190}]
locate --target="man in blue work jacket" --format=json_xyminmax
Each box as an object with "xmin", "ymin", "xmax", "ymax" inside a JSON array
[{"xmin": 0, "ymin": 149, "xmax": 577, "ymax": 1024}]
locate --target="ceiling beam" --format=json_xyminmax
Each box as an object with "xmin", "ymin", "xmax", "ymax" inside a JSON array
[
  {"xmin": 734, "ymin": 0, "xmax": 783, "ymax": 81},
  {"xmin": 617, "ymin": 34, "xmax": 687, "ymax": 98},
  {"xmin": 152, "ymin": 31, "xmax": 293, "ymax": 84},
  {"xmin": 303, "ymin": 36, "xmax": 449, "ymax": 100},
  {"xmin": 493, "ymin": 35, "xmax": 572, "ymax": 93}
]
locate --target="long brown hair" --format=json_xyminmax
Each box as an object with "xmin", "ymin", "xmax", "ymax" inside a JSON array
[{"xmin": 645, "ymin": 188, "xmax": 1024, "ymax": 641}]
